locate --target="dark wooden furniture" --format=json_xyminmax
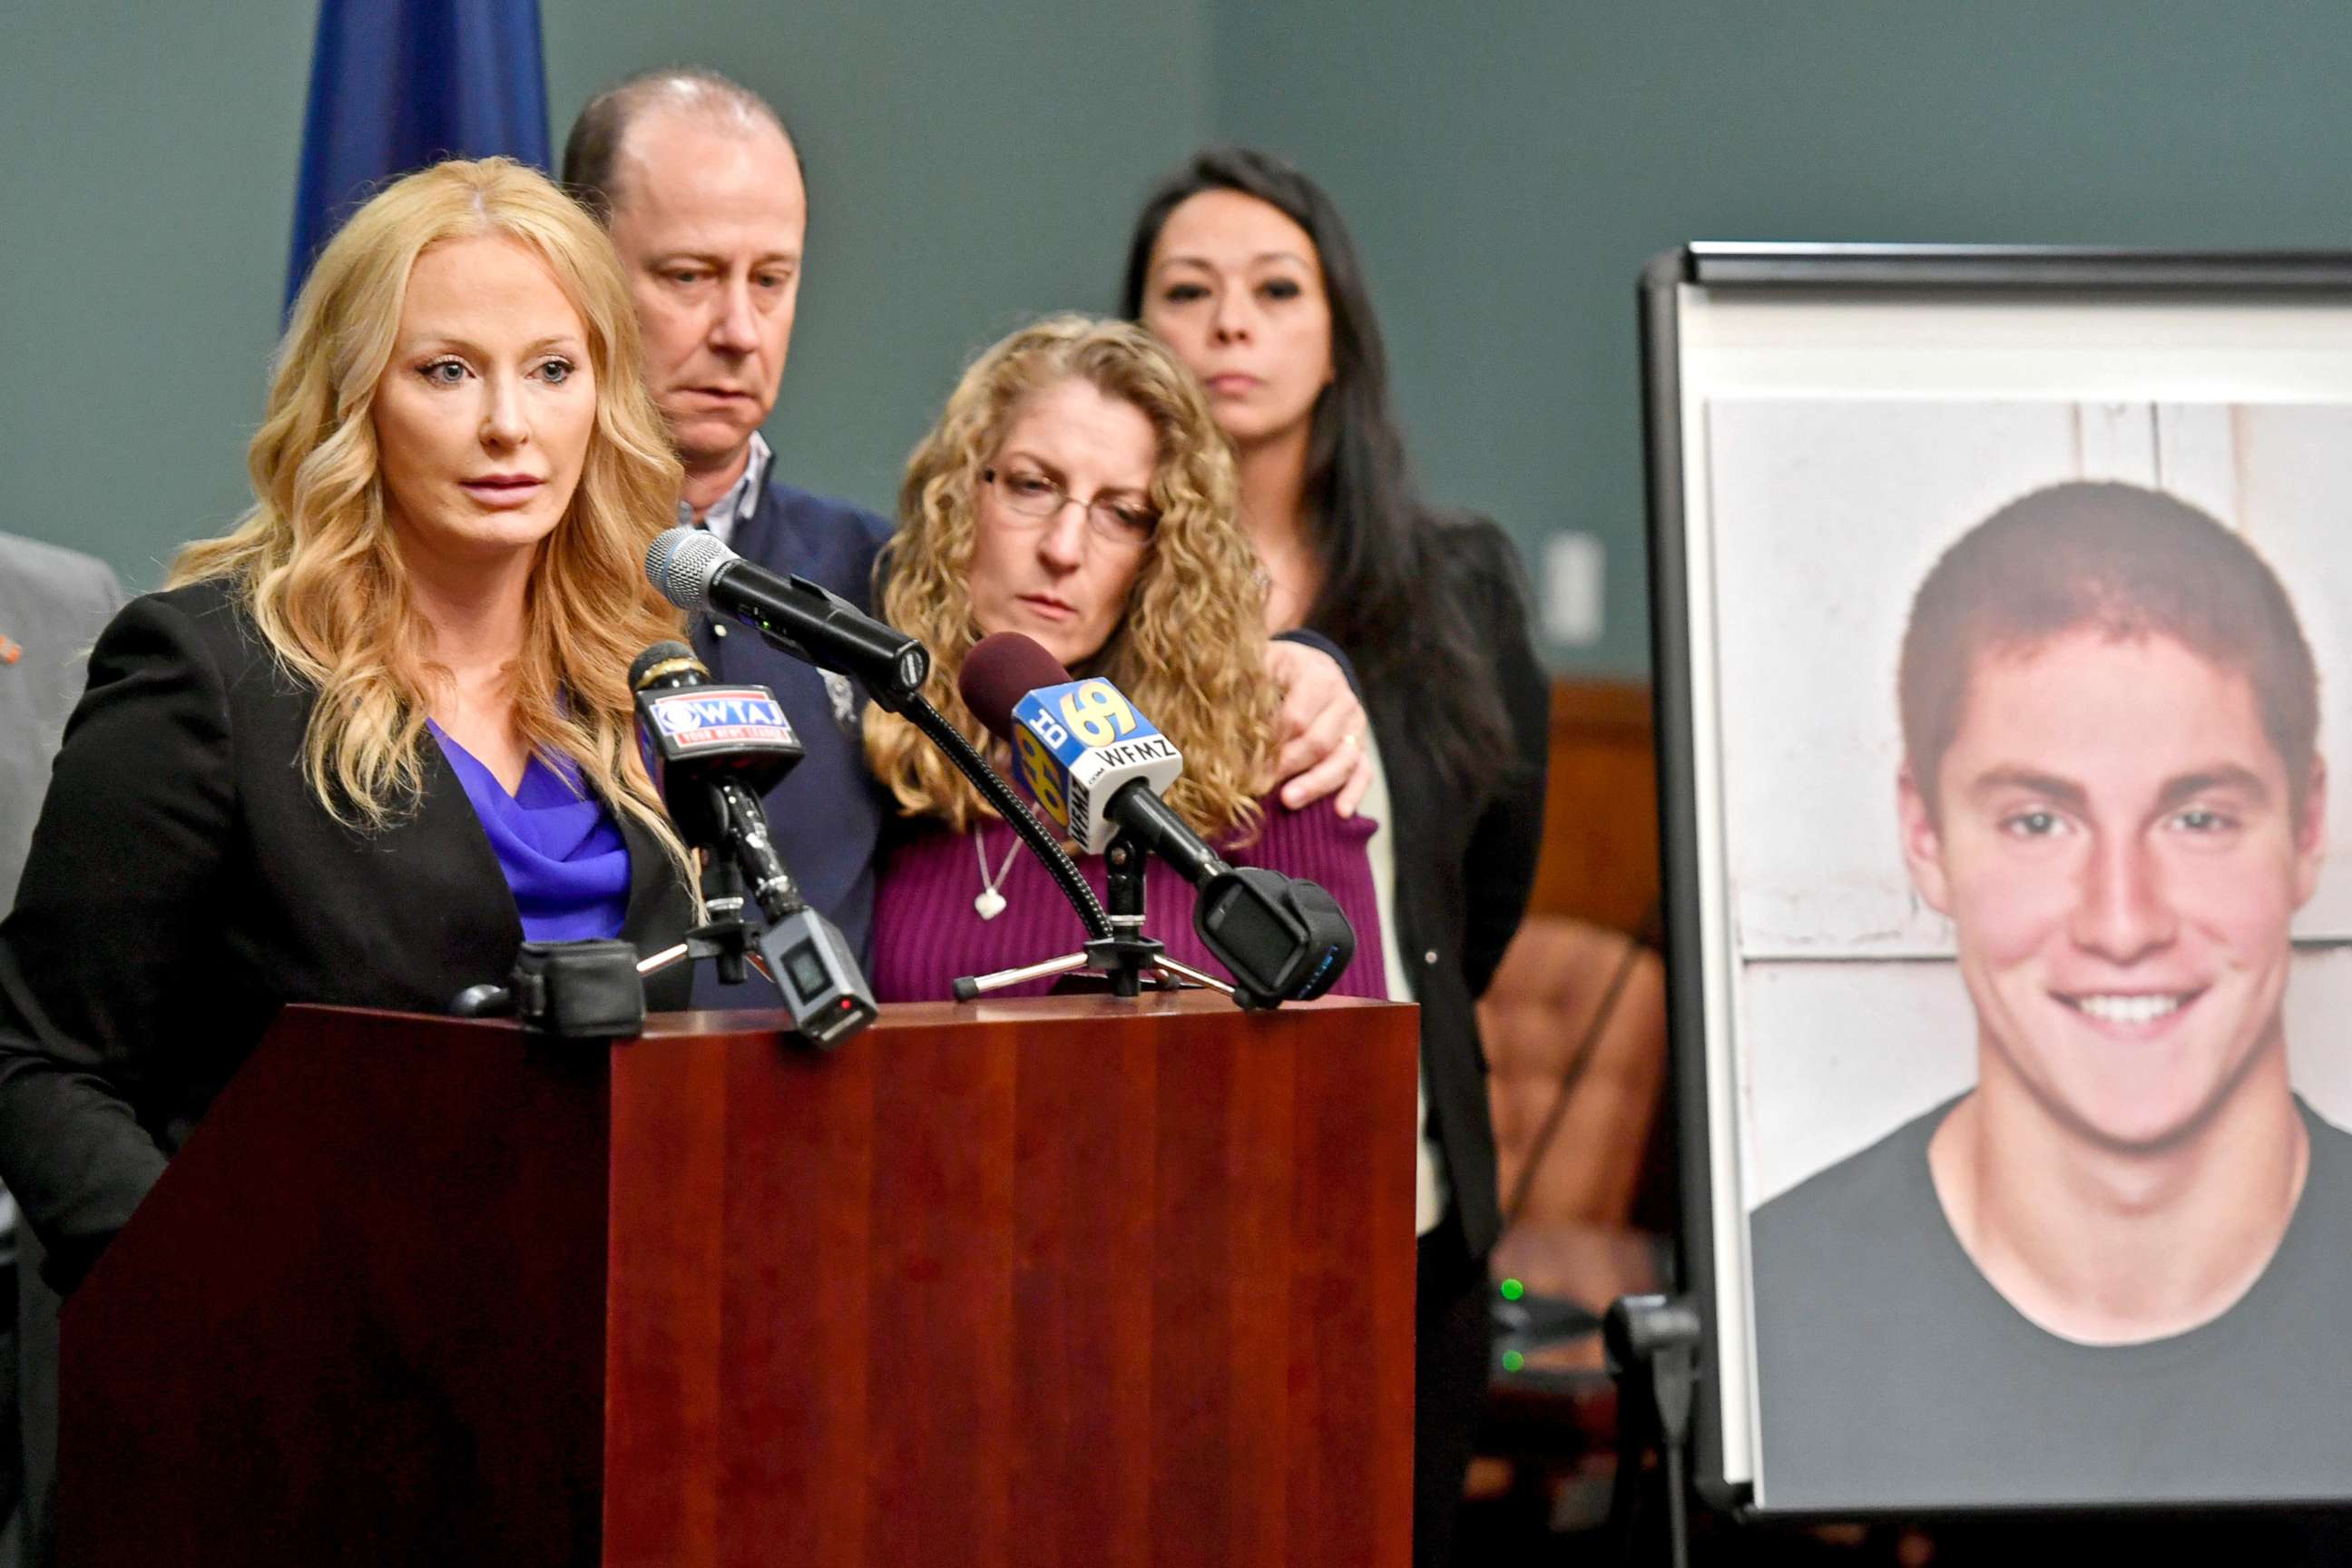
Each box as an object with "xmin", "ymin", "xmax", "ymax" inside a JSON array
[
  {"xmin": 1528, "ymin": 679, "xmax": 1659, "ymax": 937},
  {"xmin": 60, "ymin": 994, "xmax": 1417, "ymax": 1567}
]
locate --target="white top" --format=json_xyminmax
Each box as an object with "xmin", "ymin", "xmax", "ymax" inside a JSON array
[{"xmin": 1357, "ymin": 727, "xmax": 1446, "ymax": 1236}]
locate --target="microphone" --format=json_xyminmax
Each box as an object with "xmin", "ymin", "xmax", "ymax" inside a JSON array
[
  {"xmin": 632, "ymin": 641, "xmax": 877, "ymax": 1046},
  {"xmin": 629, "ymin": 640, "xmax": 803, "ymax": 851},
  {"xmin": 645, "ymin": 527, "xmax": 931, "ymax": 709},
  {"xmin": 637, "ymin": 548, "xmax": 1113, "ymax": 945},
  {"xmin": 959, "ymin": 636, "xmax": 1181, "ymax": 856},
  {"xmin": 957, "ymin": 633, "xmax": 1356, "ymax": 1005}
]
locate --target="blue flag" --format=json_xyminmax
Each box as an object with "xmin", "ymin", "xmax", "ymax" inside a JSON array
[{"xmin": 286, "ymin": 0, "xmax": 551, "ymax": 307}]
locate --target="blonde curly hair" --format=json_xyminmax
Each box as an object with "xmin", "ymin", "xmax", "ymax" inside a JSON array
[
  {"xmin": 170, "ymin": 157, "xmax": 689, "ymax": 874},
  {"xmin": 865, "ymin": 315, "xmax": 1277, "ymax": 842}
]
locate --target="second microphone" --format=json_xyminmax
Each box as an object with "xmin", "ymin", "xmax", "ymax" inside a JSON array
[{"xmin": 956, "ymin": 632, "xmax": 1361, "ymax": 1008}]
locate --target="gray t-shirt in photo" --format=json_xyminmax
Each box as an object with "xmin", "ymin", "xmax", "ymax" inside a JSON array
[{"xmin": 1750, "ymin": 1095, "xmax": 2352, "ymax": 1511}]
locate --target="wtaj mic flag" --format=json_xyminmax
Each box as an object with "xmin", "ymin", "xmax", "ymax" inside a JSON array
[{"xmin": 286, "ymin": 0, "xmax": 552, "ymax": 307}]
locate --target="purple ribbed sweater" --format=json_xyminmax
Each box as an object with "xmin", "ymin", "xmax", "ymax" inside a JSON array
[{"xmin": 869, "ymin": 797, "xmax": 1389, "ymax": 1002}]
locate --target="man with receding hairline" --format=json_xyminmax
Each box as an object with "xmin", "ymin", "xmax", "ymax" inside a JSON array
[
  {"xmin": 564, "ymin": 68, "xmax": 1374, "ymax": 1008},
  {"xmin": 1749, "ymin": 481, "xmax": 2352, "ymax": 1509},
  {"xmin": 566, "ymin": 70, "xmax": 813, "ymax": 529},
  {"xmin": 565, "ymin": 69, "xmax": 890, "ymax": 1008}
]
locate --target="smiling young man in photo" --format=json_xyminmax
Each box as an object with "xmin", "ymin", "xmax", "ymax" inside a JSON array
[{"xmin": 1750, "ymin": 480, "xmax": 2352, "ymax": 1508}]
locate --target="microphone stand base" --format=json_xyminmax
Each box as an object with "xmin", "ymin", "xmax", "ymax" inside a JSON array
[
  {"xmin": 953, "ymin": 830, "xmax": 1241, "ymax": 1002},
  {"xmin": 951, "ymin": 937, "xmax": 1235, "ymax": 1003}
]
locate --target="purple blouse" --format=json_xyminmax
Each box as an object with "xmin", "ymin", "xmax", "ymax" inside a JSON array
[
  {"xmin": 869, "ymin": 796, "xmax": 1390, "ymax": 1002},
  {"xmin": 429, "ymin": 721, "xmax": 632, "ymax": 943}
]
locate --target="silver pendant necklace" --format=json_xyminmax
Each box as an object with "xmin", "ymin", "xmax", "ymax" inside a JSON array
[{"xmin": 972, "ymin": 821, "xmax": 1022, "ymax": 921}]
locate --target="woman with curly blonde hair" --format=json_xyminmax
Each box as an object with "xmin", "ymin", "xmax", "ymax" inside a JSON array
[
  {"xmin": 864, "ymin": 314, "xmax": 1387, "ymax": 1000},
  {"xmin": 0, "ymin": 157, "xmax": 697, "ymax": 1297}
]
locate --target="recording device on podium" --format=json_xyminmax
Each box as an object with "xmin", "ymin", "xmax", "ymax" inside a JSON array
[
  {"xmin": 629, "ymin": 642, "xmax": 876, "ymax": 1046},
  {"xmin": 954, "ymin": 632, "xmax": 1357, "ymax": 1008}
]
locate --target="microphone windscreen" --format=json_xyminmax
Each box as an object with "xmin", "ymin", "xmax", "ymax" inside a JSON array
[
  {"xmin": 645, "ymin": 526, "xmax": 732, "ymax": 612},
  {"xmin": 957, "ymin": 632, "xmax": 1073, "ymax": 741},
  {"xmin": 629, "ymin": 640, "xmax": 705, "ymax": 691}
]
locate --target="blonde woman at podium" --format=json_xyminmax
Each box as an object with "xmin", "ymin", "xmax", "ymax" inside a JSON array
[
  {"xmin": 0, "ymin": 158, "xmax": 698, "ymax": 1299},
  {"xmin": 860, "ymin": 314, "xmax": 1389, "ymax": 1002}
]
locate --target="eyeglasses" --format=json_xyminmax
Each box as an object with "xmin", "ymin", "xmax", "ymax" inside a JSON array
[{"xmin": 982, "ymin": 466, "xmax": 1158, "ymax": 549}]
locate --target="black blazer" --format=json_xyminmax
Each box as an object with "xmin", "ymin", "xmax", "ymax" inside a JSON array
[
  {"xmin": 1358, "ymin": 516, "xmax": 1549, "ymax": 1260},
  {"xmin": 0, "ymin": 579, "xmax": 694, "ymax": 1292}
]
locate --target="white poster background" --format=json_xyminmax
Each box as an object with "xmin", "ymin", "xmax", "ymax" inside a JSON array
[
  {"xmin": 1702, "ymin": 399, "xmax": 2352, "ymax": 1212},
  {"xmin": 1705, "ymin": 398, "xmax": 2352, "ymax": 1205},
  {"xmin": 1664, "ymin": 284, "xmax": 2352, "ymax": 1497}
]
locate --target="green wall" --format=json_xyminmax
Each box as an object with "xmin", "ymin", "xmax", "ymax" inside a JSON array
[
  {"xmin": 1, "ymin": 3, "xmax": 315, "ymax": 585},
  {"xmin": 542, "ymin": 0, "xmax": 1211, "ymax": 514},
  {"xmin": 0, "ymin": 1, "xmax": 1209, "ymax": 589},
  {"xmin": 1212, "ymin": 0, "xmax": 2352, "ymax": 674},
  {"xmin": 10, "ymin": 3, "xmax": 2352, "ymax": 675}
]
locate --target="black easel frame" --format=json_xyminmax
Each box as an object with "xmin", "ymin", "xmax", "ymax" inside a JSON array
[{"xmin": 1641, "ymin": 243, "xmax": 2352, "ymax": 1519}]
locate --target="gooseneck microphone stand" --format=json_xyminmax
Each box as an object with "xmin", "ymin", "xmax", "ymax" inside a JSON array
[
  {"xmin": 886, "ymin": 691, "xmax": 1116, "ymax": 946},
  {"xmin": 950, "ymin": 828, "xmax": 1232, "ymax": 1002}
]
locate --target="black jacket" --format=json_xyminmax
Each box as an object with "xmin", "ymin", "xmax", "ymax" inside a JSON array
[
  {"xmin": 1357, "ymin": 517, "xmax": 1549, "ymax": 1259},
  {"xmin": 0, "ymin": 579, "xmax": 694, "ymax": 1292}
]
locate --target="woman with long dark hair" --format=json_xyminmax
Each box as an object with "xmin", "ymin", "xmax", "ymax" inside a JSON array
[{"xmin": 1123, "ymin": 146, "xmax": 1549, "ymax": 1566}]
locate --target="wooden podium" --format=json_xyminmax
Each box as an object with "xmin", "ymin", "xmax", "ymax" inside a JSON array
[{"xmin": 58, "ymin": 993, "xmax": 1418, "ymax": 1566}]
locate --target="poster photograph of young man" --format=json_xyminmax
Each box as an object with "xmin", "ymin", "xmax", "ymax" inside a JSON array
[{"xmin": 1706, "ymin": 400, "xmax": 2352, "ymax": 1511}]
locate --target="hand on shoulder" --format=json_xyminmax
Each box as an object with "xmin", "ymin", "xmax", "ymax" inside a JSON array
[{"xmin": 1262, "ymin": 639, "xmax": 1373, "ymax": 817}]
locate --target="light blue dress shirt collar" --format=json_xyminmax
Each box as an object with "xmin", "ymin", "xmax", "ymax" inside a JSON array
[{"xmin": 677, "ymin": 431, "xmax": 773, "ymax": 547}]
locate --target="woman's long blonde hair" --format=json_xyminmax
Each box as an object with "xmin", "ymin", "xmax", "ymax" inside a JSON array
[
  {"xmin": 865, "ymin": 315, "xmax": 1277, "ymax": 841},
  {"xmin": 172, "ymin": 157, "xmax": 689, "ymax": 869}
]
